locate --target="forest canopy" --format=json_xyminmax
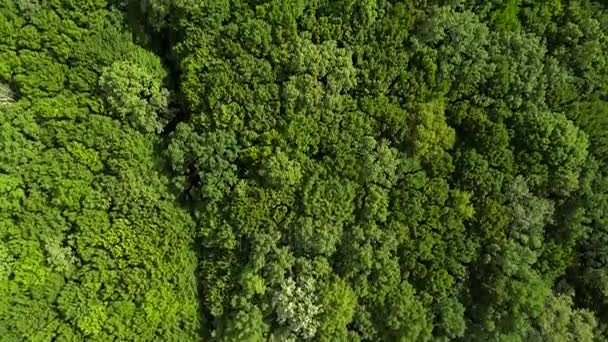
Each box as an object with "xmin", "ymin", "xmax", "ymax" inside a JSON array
[{"xmin": 3, "ymin": 0, "xmax": 608, "ymax": 341}]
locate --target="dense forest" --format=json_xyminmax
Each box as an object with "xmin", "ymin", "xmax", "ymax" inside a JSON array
[{"xmin": 3, "ymin": 0, "xmax": 608, "ymax": 340}]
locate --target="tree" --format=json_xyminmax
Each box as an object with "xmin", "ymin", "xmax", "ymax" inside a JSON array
[
  {"xmin": 0, "ymin": 1, "xmax": 201, "ymax": 340},
  {"xmin": 528, "ymin": 293, "xmax": 597, "ymax": 342},
  {"xmin": 99, "ymin": 59, "xmax": 169, "ymax": 133},
  {"xmin": 5, "ymin": 0, "xmax": 608, "ymax": 340}
]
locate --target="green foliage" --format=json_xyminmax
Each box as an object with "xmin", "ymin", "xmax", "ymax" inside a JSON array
[
  {"xmin": 382, "ymin": 281, "xmax": 433, "ymax": 341},
  {"xmin": 512, "ymin": 111, "xmax": 589, "ymax": 196},
  {"xmin": 528, "ymin": 293, "xmax": 597, "ymax": 342},
  {"xmin": 0, "ymin": 82, "xmax": 14, "ymax": 103},
  {"xmin": 5, "ymin": 0, "xmax": 608, "ymax": 341},
  {"xmin": 317, "ymin": 276, "xmax": 357, "ymax": 341},
  {"xmin": 99, "ymin": 59, "xmax": 169, "ymax": 133},
  {"xmin": 0, "ymin": 1, "xmax": 200, "ymax": 340}
]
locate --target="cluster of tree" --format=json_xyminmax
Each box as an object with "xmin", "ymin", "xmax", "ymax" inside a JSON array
[
  {"xmin": 0, "ymin": 0, "xmax": 199, "ymax": 340},
  {"xmin": 3, "ymin": 0, "xmax": 608, "ymax": 341}
]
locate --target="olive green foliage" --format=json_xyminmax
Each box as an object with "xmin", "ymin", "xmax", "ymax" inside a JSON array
[
  {"xmin": 4, "ymin": 0, "xmax": 608, "ymax": 341},
  {"xmin": 0, "ymin": 82, "xmax": 14, "ymax": 103}
]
